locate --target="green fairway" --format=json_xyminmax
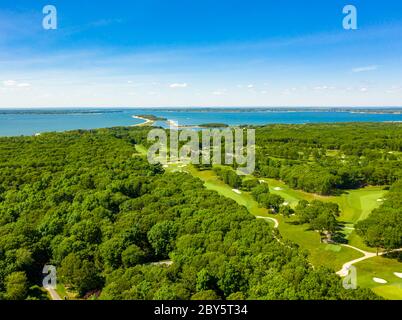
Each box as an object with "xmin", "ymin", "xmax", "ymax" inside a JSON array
[
  {"xmin": 270, "ymin": 214, "xmax": 363, "ymax": 270},
  {"xmin": 261, "ymin": 178, "xmax": 334, "ymax": 205},
  {"xmin": 188, "ymin": 167, "xmax": 267, "ymax": 216},
  {"xmin": 335, "ymin": 187, "xmax": 387, "ymax": 223},
  {"xmin": 261, "ymin": 178, "xmax": 387, "ymax": 224},
  {"xmin": 187, "ymin": 166, "xmax": 364, "ymax": 271},
  {"xmin": 355, "ymin": 256, "xmax": 402, "ymax": 300}
]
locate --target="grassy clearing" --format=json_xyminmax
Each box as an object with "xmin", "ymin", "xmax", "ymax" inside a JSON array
[
  {"xmin": 355, "ymin": 256, "xmax": 402, "ymax": 300},
  {"xmin": 260, "ymin": 177, "xmax": 386, "ymax": 253},
  {"xmin": 188, "ymin": 167, "xmax": 266, "ymax": 216},
  {"xmin": 272, "ymin": 214, "xmax": 363, "ymax": 271},
  {"xmin": 261, "ymin": 178, "xmax": 332, "ymax": 205},
  {"xmin": 335, "ymin": 187, "xmax": 387, "ymax": 223},
  {"xmin": 261, "ymin": 178, "xmax": 387, "ymax": 224}
]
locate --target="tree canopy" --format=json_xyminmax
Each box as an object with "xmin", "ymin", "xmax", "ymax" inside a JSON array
[{"xmin": 0, "ymin": 125, "xmax": 388, "ymax": 300}]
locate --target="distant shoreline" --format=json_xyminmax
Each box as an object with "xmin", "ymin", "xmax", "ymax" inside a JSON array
[
  {"xmin": 2, "ymin": 106, "xmax": 402, "ymax": 116},
  {"xmin": 132, "ymin": 115, "xmax": 155, "ymax": 127},
  {"xmin": 1, "ymin": 109, "xmax": 402, "ymax": 137}
]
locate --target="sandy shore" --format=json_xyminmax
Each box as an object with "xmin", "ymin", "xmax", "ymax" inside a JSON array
[{"xmin": 132, "ymin": 115, "xmax": 155, "ymax": 127}]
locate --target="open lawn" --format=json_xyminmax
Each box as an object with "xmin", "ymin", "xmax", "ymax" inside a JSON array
[
  {"xmin": 335, "ymin": 187, "xmax": 387, "ymax": 223},
  {"xmin": 188, "ymin": 167, "xmax": 267, "ymax": 216},
  {"xmin": 355, "ymin": 256, "xmax": 402, "ymax": 300},
  {"xmin": 274, "ymin": 215, "xmax": 363, "ymax": 270},
  {"xmin": 261, "ymin": 178, "xmax": 387, "ymax": 224}
]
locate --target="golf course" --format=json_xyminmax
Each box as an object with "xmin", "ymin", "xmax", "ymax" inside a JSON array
[{"xmin": 163, "ymin": 160, "xmax": 402, "ymax": 300}]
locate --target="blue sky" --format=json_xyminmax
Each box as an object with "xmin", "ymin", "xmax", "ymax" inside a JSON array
[{"xmin": 1, "ymin": 0, "xmax": 402, "ymax": 107}]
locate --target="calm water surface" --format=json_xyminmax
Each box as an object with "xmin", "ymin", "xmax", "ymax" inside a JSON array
[{"xmin": 1, "ymin": 108, "xmax": 402, "ymax": 136}]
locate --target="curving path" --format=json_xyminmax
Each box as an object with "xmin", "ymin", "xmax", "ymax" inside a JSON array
[
  {"xmin": 337, "ymin": 246, "xmax": 402, "ymax": 277},
  {"xmin": 256, "ymin": 215, "xmax": 402, "ymax": 278},
  {"xmin": 256, "ymin": 216, "xmax": 279, "ymax": 229}
]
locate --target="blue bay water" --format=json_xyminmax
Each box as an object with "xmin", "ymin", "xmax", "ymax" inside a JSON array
[{"xmin": 1, "ymin": 108, "xmax": 402, "ymax": 136}]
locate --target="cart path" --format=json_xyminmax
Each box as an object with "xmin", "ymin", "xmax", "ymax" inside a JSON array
[
  {"xmin": 337, "ymin": 246, "xmax": 402, "ymax": 276},
  {"xmin": 256, "ymin": 216, "xmax": 279, "ymax": 229}
]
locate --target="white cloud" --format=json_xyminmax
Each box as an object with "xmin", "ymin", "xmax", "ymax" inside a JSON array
[
  {"xmin": 352, "ymin": 65, "xmax": 379, "ymax": 73},
  {"xmin": 237, "ymin": 84, "xmax": 254, "ymax": 89},
  {"xmin": 169, "ymin": 83, "xmax": 188, "ymax": 88},
  {"xmin": 17, "ymin": 82, "xmax": 31, "ymax": 87},
  {"xmin": 386, "ymin": 85, "xmax": 402, "ymax": 93},
  {"xmin": 360, "ymin": 87, "xmax": 368, "ymax": 92},
  {"xmin": 313, "ymin": 85, "xmax": 329, "ymax": 90},
  {"xmin": 2, "ymin": 80, "xmax": 31, "ymax": 88},
  {"xmin": 212, "ymin": 90, "xmax": 225, "ymax": 95},
  {"xmin": 3, "ymin": 80, "xmax": 17, "ymax": 86},
  {"xmin": 127, "ymin": 81, "xmax": 143, "ymax": 87}
]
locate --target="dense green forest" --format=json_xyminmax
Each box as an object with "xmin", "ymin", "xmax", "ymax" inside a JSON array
[
  {"xmin": 254, "ymin": 123, "xmax": 402, "ymax": 195},
  {"xmin": 0, "ymin": 127, "xmax": 379, "ymax": 300},
  {"xmin": 212, "ymin": 123, "xmax": 401, "ymax": 254},
  {"xmin": 253, "ymin": 123, "xmax": 402, "ymax": 252},
  {"xmin": 356, "ymin": 181, "xmax": 402, "ymax": 251}
]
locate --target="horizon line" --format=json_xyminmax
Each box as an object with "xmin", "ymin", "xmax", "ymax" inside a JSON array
[{"xmin": 1, "ymin": 106, "xmax": 402, "ymax": 109}]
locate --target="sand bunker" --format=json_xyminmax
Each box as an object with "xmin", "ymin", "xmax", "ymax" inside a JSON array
[
  {"xmin": 232, "ymin": 189, "xmax": 242, "ymax": 194},
  {"xmin": 394, "ymin": 272, "xmax": 402, "ymax": 278},
  {"xmin": 273, "ymin": 187, "xmax": 283, "ymax": 191},
  {"xmin": 373, "ymin": 277, "xmax": 387, "ymax": 284}
]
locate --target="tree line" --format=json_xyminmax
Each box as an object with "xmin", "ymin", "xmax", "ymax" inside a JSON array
[{"xmin": 0, "ymin": 127, "xmax": 377, "ymax": 300}]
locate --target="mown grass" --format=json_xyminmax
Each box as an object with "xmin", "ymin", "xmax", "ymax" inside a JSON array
[
  {"xmin": 355, "ymin": 256, "xmax": 402, "ymax": 300},
  {"xmin": 187, "ymin": 166, "xmax": 363, "ymax": 271},
  {"xmin": 336, "ymin": 187, "xmax": 386, "ymax": 223},
  {"xmin": 346, "ymin": 230, "xmax": 377, "ymax": 253},
  {"xmin": 271, "ymin": 214, "xmax": 363, "ymax": 271},
  {"xmin": 261, "ymin": 178, "xmax": 386, "ymax": 224}
]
